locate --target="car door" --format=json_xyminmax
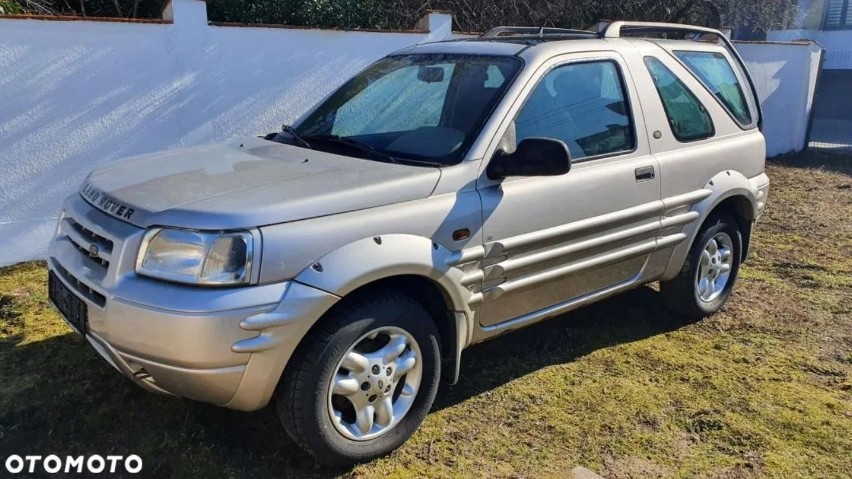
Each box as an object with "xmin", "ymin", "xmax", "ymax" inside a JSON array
[{"xmin": 475, "ymin": 52, "xmax": 664, "ymax": 327}]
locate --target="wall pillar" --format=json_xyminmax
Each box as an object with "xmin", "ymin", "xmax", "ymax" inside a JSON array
[
  {"xmin": 161, "ymin": 0, "xmax": 208, "ymax": 25},
  {"xmin": 416, "ymin": 11, "xmax": 454, "ymax": 40}
]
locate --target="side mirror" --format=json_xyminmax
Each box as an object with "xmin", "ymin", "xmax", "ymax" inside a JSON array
[{"xmin": 487, "ymin": 138, "xmax": 572, "ymax": 180}]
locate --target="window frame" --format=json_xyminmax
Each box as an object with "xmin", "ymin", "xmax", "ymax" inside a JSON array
[
  {"xmin": 509, "ymin": 57, "xmax": 639, "ymax": 164},
  {"xmin": 672, "ymin": 49, "xmax": 758, "ymax": 130},
  {"xmin": 823, "ymin": 0, "xmax": 852, "ymax": 30},
  {"xmin": 643, "ymin": 55, "xmax": 716, "ymax": 143}
]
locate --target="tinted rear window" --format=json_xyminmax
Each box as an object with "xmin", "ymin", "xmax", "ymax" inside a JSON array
[
  {"xmin": 644, "ymin": 57, "xmax": 715, "ymax": 142},
  {"xmin": 674, "ymin": 51, "xmax": 752, "ymax": 126}
]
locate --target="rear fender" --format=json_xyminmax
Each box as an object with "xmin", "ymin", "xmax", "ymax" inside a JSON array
[{"xmin": 662, "ymin": 170, "xmax": 767, "ymax": 280}]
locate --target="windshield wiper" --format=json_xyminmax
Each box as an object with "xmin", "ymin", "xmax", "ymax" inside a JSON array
[
  {"xmin": 280, "ymin": 124, "xmax": 312, "ymax": 149},
  {"xmin": 305, "ymin": 135, "xmax": 400, "ymax": 164},
  {"xmin": 391, "ymin": 157, "xmax": 446, "ymax": 167}
]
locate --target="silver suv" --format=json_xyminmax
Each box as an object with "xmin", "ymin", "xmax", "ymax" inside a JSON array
[{"xmin": 48, "ymin": 22, "xmax": 770, "ymax": 465}]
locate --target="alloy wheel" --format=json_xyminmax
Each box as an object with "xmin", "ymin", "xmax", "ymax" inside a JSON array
[
  {"xmin": 695, "ymin": 231, "xmax": 734, "ymax": 303},
  {"xmin": 327, "ymin": 326, "xmax": 422, "ymax": 441}
]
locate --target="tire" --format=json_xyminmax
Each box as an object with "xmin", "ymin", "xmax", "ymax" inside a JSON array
[
  {"xmin": 661, "ymin": 213, "xmax": 742, "ymax": 320},
  {"xmin": 276, "ymin": 291, "xmax": 441, "ymax": 467}
]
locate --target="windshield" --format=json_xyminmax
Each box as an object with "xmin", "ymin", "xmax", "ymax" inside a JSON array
[{"xmin": 294, "ymin": 54, "xmax": 523, "ymax": 166}]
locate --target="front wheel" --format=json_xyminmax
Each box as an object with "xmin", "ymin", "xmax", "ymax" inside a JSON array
[
  {"xmin": 276, "ymin": 292, "xmax": 441, "ymax": 467},
  {"xmin": 661, "ymin": 213, "xmax": 742, "ymax": 319}
]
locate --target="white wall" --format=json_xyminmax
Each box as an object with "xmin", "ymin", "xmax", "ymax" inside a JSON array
[
  {"xmin": 737, "ymin": 41, "xmax": 824, "ymax": 157},
  {"xmin": 0, "ymin": 5, "xmax": 826, "ymax": 265},
  {"xmin": 768, "ymin": 30, "xmax": 852, "ymax": 69},
  {"xmin": 0, "ymin": 1, "xmax": 457, "ymax": 266}
]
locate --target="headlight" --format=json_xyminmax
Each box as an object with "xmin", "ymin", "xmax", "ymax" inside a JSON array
[{"xmin": 136, "ymin": 228, "xmax": 255, "ymax": 286}]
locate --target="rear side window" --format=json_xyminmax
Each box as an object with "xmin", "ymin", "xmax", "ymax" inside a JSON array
[
  {"xmin": 675, "ymin": 51, "xmax": 752, "ymax": 126},
  {"xmin": 644, "ymin": 57, "xmax": 714, "ymax": 142}
]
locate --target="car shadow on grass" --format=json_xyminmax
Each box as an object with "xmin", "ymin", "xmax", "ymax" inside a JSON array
[
  {"xmin": 0, "ymin": 284, "xmax": 697, "ymax": 477},
  {"xmin": 770, "ymin": 149, "xmax": 852, "ymax": 176},
  {"xmin": 434, "ymin": 285, "xmax": 695, "ymax": 411}
]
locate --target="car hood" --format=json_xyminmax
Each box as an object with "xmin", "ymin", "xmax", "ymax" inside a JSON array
[{"xmin": 79, "ymin": 137, "xmax": 441, "ymax": 229}]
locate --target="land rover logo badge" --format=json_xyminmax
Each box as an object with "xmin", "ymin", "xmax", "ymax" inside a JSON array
[{"xmin": 88, "ymin": 244, "xmax": 99, "ymax": 258}]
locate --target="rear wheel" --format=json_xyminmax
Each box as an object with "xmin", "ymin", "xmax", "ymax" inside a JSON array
[
  {"xmin": 276, "ymin": 292, "xmax": 441, "ymax": 467},
  {"xmin": 661, "ymin": 213, "xmax": 742, "ymax": 319}
]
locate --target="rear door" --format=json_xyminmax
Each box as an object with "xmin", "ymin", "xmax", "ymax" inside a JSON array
[{"xmin": 475, "ymin": 52, "xmax": 664, "ymax": 327}]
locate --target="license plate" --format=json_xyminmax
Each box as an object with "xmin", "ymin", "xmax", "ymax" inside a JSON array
[{"xmin": 48, "ymin": 271, "xmax": 88, "ymax": 335}]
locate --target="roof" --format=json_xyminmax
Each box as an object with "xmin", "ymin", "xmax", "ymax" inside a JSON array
[
  {"xmin": 389, "ymin": 21, "xmax": 759, "ymax": 89},
  {"xmin": 393, "ymin": 21, "xmax": 762, "ymax": 128},
  {"xmin": 394, "ymin": 40, "xmax": 527, "ymax": 57},
  {"xmin": 642, "ymin": 38, "xmax": 731, "ymax": 54}
]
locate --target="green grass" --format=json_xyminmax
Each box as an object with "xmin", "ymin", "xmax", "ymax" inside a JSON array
[{"xmin": 1, "ymin": 151, "xmax": 850, "ymax": 478}]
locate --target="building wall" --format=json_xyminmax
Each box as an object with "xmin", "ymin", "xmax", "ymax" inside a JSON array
[
  {"xmin": 768, "ymin": 29, "xmax": 852, "ymax": 69},
  {"xmin": 0, "ymin": 1, "xmax": 459, "ymax": 265},
  {"xmin": 770, "ymin": 0, "xmax": 852, "ymax": 69},
  {"xmin": 797, "ymin": 0, "xmax": 828, "ymax": 29}
]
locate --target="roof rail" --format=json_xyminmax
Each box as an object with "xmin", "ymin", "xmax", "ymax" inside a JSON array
[
  {"xmin": 600, "ymin": 21, "xmax": 724, "ymax": 39},
  {"xmin": 481, "ymin": 26, "xmax": 597, "ymax": 39},
  {"xmin": 600, "ymin": 21, "xmax": 763, "ymax": 131}
]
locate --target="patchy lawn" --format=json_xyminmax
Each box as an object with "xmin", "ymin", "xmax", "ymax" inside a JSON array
[{"xmin": 1, "ymin": 152, "xmax": 850, "ymax": 478}]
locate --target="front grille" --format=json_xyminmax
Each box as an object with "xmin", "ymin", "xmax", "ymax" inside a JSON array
[
  {"xmin": 53, "ymin": 261, "xmax": 107, "ymax": 308},
  {"xmin": 65, "ymin": 218, "xmax": 114, "ymax": 269}
]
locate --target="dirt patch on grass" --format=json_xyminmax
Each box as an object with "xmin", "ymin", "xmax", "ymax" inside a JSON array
[
  {"xmin": 0, "ymin": 298, "xmax": 24, "ymax": 350},
  {"xmin": 603, "ymin": 454, "xmax": 676, "ymax": 478},
  {"xmin": 0, "ymin": 294, "xmax": 22, "ymax": 324}
]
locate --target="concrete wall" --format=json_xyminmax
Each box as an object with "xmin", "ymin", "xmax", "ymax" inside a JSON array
[
  {"xmin": 0, "ymin": 4, "xmax": 827, "ymax": 265},
  {"xmin": 737, "ymin": 41, "xmax": 824, "ymax": 157},
  {"xmin": 0, "ymin": 1, "xmax": 458, "ymax": 265}
]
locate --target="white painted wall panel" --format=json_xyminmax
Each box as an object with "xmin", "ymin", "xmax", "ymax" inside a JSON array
[
  {"xmin": 0, "ymin": 1, "xmax": 455, "ymax": 265},
  {"xmin": 0, "ymin": 4, "xmax": 825, "ymax": 265},
  {"xmin": 737, "ymin": 41, "xmax": 824, "ymax": 157}
]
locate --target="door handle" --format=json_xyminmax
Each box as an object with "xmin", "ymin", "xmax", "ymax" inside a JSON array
[{"xmin": 635, "ymin": 166, "xmax": 656, "ymax": 182}]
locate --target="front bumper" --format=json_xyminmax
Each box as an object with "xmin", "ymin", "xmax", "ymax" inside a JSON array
[
  {"xmin": 82, "ymin": 328, "xmax": 248, "ymax": 405},
  {"xmin": 49, "ymin": 194, "xmax": 339, "ymax": 411}
]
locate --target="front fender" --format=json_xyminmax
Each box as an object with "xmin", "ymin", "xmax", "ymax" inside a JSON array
[
  {"xmin": 662, "ymin": 170, "xmax": 769, "ymax": 280},
  {"xmin": 295, "ymin": 234, "xmax": 476, "ymax": 385},
  {"xmin": 294, "ymin": 234, "xmax": 474, "ymax": 315}
]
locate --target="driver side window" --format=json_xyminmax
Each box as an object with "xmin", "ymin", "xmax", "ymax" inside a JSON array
[{"xmin": 514, "ymin": 60, "xmax": 635, "ymax": 161}]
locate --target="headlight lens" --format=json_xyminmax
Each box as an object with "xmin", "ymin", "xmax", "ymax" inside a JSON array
[{"xmin": 136, "ymin": 228, "xmax": 255, "ymax": 285}]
